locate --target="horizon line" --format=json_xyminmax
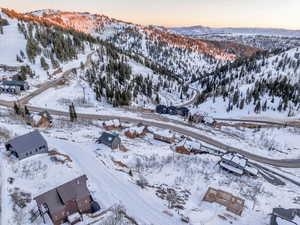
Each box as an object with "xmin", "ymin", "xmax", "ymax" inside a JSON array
[{"xmin": 2, "ymin": 7, "xmax": 300, "ymax": 31}]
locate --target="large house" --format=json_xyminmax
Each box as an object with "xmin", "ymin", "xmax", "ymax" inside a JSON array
[
  {"xmin": 219, "ymin": 152, "xmax": 258, "ymax": 176},
  {"xmin": 5, "ymin": 130, "xmax": 48, "ymax": 160},
  {"xmin": 0, "ymin": 80, "xmax": 29, "ymax": 94},
  {"xmin": 96, "ymin": 132, "xmax": 121, "ymax": 149},
  {"xmin": 35, "ymin": 175, "xmax": 99, "ymax": 225}
]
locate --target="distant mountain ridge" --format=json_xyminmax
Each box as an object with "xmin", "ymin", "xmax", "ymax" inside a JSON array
[
  {"xmin": 170, "ymin": 26, "xmax": 300, "ymax": 37},
  {"xmin": 1, "ymin": 8, "xmax": 263, "ymax": 81},
  {"xmin": 15, "ymin": 9, "xmax": 260, "ymax": 59}
]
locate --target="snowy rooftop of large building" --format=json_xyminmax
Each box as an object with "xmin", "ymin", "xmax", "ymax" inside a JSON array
[{"xmin": 222, "ymin": 152, "xmax": 247, "ymax": 168}]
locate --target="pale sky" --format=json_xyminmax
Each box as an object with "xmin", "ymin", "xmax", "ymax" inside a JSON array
[{"xmin": 1, "ymin": 0, "xmax": 300, "ymax": 29}]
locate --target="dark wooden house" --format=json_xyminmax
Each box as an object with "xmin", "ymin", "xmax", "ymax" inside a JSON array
[
  {"xmin": 35, "ymin": 175, "xmax": 93, "ymax": 225},
  {"xmin": 96, "ymin": 132, "xmax": 121, "ymax": 149},
  {"xmin": 5, "ymin": 130, "xmax": 48, "ymax": 160}
]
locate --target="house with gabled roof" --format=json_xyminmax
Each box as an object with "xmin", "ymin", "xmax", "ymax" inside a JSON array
[
  {"xmin": 270, "ymin": 208, "xmax": 300, "ymax": 225},
  {"xmin": 219, "ymin": 152, "xmax": 258, "ymax": 176},
  {"xmin": 5, "ymin": 130, "xmax": 48, "ymax": 160},
  {"xmin": 96, "ymin": 132, "xmax": 121, "ymax": 149},
  {"xmin": 34, "ymin": 175, "xmax": 98, "ymax": 225}
]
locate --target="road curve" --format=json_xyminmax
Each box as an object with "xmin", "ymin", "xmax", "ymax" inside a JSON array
[{"xmin": 175, "ymin": 87, "xmax": 200, "ymax": 108}]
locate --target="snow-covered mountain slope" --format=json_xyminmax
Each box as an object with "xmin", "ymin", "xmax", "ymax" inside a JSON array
[
  {"xmin": 192, "ymin": 47, "xmax": 300, "ymax": 117},
  {"xmin": 0, "ymin": 9, "xmax": 95, "ymax": 84},
  {"xmin": 28, "ymin": 47, "xmax": 193, "ymax": 110},
  {"xmin": 15, "ymin": 9, "xmax": 261, "ymax": 81},
  {"xmin": 82, "ymin": 47, "xmax": 193, "ymax": 107},
  {"xmin": 1, "ymin": 8, "xmax": 192, "ymax": 107}
]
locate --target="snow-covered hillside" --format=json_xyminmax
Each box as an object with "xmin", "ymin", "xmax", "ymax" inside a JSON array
[
  {"xmin": 0, "ymin": 10, "xmax": 95, "ymax": 87},
  {"xmin": 19, "ymin": 9, "xmax": 261, "ymax": 82},
  {"xmin": 1, "ymin": 8, "xmax": 192, "ymax": 108},
  {"xmin": 192, "ymin": 47, "xmax": 300, "ymax": 118}
]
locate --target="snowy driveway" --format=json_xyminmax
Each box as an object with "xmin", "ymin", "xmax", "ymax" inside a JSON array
[{"xmin": 49, "ymin": 138, "xmax": 184, "ymax": 225}]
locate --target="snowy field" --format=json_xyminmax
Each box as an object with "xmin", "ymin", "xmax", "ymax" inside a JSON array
[{"xmin": 0, "ymin": 106, "xmax": 300, "ymax": 225}]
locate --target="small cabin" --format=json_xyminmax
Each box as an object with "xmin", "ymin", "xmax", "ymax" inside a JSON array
[
  {"xmin": 5, "ymin": 130, "xmax": 48, "ymax": 160},
  {"xmin": 102, "ymin": 119, "xmax": 121, "ymax": 131},
  {"xmin": 34, "ymin": 175, "xmax": 99, "ymax": 225},
  {"xmin": 124, "ymin": 126, "xmax": 147, "ymax": 139},
  {"xmin": 153, "ymin": 130, "xmax": 176, "ymax": 144},
  {"xmin": 175, "ymin": 140, "xmax": 202, "ymax": 155},
  {"xmin": 26, "ymin": 111, "xmax": 53, "ymax": 128},
  {"xmin": 96, "ymin": 132, "xmax": 121, "ymax": 149},
  {"xmin": 156, "ymin": 105, "xmax": 168, "ymax": 114}
]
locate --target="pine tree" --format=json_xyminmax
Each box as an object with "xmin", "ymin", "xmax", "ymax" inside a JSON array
[
  {"xmin": 24, "ymin": 105, "xmax": 30, "ymax": 116},
  {"xmin": 262, "ymin": 100, "xmax": 267, "ymax": 111},
  {"xmin": 254, "ymin": 101, "xmax": 261, "ymax": 113},
  {"xmin": 155, "ymin": 94, "xmax": 160, "ymax": 105},
  {"xmin": 13, "ymin": 102, "xmax": 20, "ymax": 115},
  {"xmin": 239, "ymin": 99, "xmax": 245, "ymax": 110},
  {"xmin": 69, "ymin": 105, "xmax": 74, "ymax": 122},
  {"xmin": 71, "ymin": 103, "xmax": 77, "ymax": 121},
  {"xmin": 40, "ymin": 56, "xmax": 49, "ymax": 71}
]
